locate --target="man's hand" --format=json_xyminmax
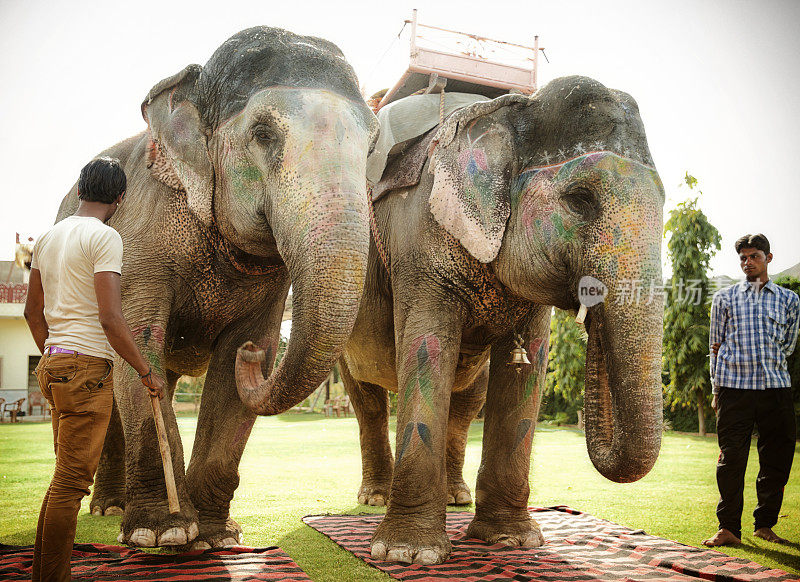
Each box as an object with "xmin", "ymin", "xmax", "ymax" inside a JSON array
[
  {"xmin": 711, "ymin": 342, "xmax": 721, "ymax": 356},
  {"xmin": 712, "ymin": 394, "xmax": 719, "ymax": 413},
  {"xmin": 140, "ymin": 369, "xmax": 166, "ymax": 400}
]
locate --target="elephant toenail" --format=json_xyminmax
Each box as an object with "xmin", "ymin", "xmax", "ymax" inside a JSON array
[
  {"xmin": 386, "ymin": 546, "xmax": 413, "ymax": 563},
  {"xmin": 129, "ymin": 528, "xmax": 156, "ymax": 547},
  {"xmin": 370, "ymin": 541, "xmax": 387, "ymax": 560},
  {"xmin": 158, "ymin": 527, "xmax": 187, "ymax": 546},
  {"xmin": 416, "ymin": 549, "xmax": 441, "ymax": 564}
]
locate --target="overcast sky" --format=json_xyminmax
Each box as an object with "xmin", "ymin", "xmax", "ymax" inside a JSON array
[{"xmin": 1, "ymin": 0, "xmax": 798, "ymax": 277}]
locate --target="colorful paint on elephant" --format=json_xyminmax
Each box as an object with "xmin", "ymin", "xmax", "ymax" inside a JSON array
[
  {"xmin": 402, "ymin": 334, "xmax": 441, "ymax": 412},
  {"xmin": 275, "ymin": 89, "xmax": 371, "ymax": 248},
  {"xmin": 215, "ymin": 88, "xmax": 371, "ymax": 283},
  {"xmin": 510, "ymin": 337, "xmax": 548, "ymax": 414},
  {"xmin": 513, "ymin": 151, "xmax": 663, "ymax": 286},
  {"xmin": 132, "ymin": 324, "xmax": 166, "ymax": 374},
  {"xmin": 132, "ymin": 324, "xmax": 166, "ymax": 347},
  {"xmin": 396, "ymin": 334, "xmax": 443, "ymax": 463},
  {"xmin": 511, "ymin": 418, "xmax": 534, "ymax": 457},
  {"xmin": 396, "ymin": 421, "xmax": 433, "ymax": 463},
  {"xmin": 453, "ymin": 119, "xmax": 506, "ymax": 238}
]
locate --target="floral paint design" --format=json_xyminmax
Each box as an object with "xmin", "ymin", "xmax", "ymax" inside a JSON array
[
  {"xmin": 457, "ymin": 119, "xmax": 495, "ymax": 233},
  {"xmin": 402, "ymin": 334, "xmax": 441, "ymax": 410},
  {"xmin": 397, "ymin": 334, "xmax": 442, "ymax": 463}
]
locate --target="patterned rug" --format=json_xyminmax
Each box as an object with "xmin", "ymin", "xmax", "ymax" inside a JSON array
[
  {"xmin": 0, "ymin": 542, "xmax": 311, "ymax": 581},
  {"xmin": 303, "ymin": 506, "xmax": 800, "ymax": 581}
]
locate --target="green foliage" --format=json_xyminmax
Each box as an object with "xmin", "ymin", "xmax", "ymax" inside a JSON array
[
  {"xmin": 276, "ymin": 336, "xmax": 288, "ymax": 365},
  {"xmin": 542, "ymin": 308, "xmax": 586, "ymax": 422},
  {"xmin": 775, "ymin": 275, "xmax": 800, "ymax": 422},
  {"xmin": 175, "ymin": 374, "xmax": 204, "ymax": 403},
  {"xmin": 662, "ymin": 175, "xmax": 721, "ymax": 422}
]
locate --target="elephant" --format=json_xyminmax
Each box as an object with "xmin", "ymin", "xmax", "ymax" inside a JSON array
[
  {"xmin": 251, "ymin": 75, "xmax": 666, "ymax": 564},
  {"xmin": 55, "ymin": 26, "xmax": 378, "ymax": 549}
]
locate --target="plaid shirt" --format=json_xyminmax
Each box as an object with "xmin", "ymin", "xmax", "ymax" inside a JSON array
[{"xmin": 709, "ymin": 280, "xmax": 799, "ymax": 392}]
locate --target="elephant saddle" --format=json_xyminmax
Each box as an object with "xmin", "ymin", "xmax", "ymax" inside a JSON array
[
  {"xmin": 368, "ymin": 92, "xmax": 489, "ymax": 203},
  {"xmin": 370, "ymin": 131, "xmax": 436, "ymax": 203}
]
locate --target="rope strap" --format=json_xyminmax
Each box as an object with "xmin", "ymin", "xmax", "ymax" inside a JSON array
[{"xmin": 367, "ymin": 186, "xmax": 391, "ymax": 274}]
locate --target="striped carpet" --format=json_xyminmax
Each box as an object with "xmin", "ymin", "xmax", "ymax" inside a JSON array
[
  {"xmin": 0, "ymin": 542, "xmax": 310, "ymax": 581},
  {"xmin": 303, "ymin": 506, "xmax": 799, "ymax": 581}
]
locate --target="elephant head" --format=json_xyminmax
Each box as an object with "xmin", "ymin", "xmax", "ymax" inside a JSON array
[
  {"xmin": 426, "ymin": 77, "xmax": 664, "ymax": 482},
  {"xmin": 142, "ymin": 27, "xmax": 378, "ymax": 415}
]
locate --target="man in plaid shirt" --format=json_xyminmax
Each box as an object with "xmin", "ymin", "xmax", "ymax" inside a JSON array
[{"xmin": 703, "ymin": 234, "xmax": 799, "ymax": 547}]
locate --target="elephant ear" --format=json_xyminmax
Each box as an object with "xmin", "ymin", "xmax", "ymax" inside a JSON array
[
  {"xmin": 142, "ymin": 64, "xmax": 214, "ymax": 226},
  {"xmin": 428, "ymin": 94, "xmax": 531, "ymax": 263}
]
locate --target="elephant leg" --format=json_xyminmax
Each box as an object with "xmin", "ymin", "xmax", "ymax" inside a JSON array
[
  {"xmin": 370, "ymin": 304, "xmax": 462, "ymax": 565},
  {"xmin": 446, "ymin": 364, "xmax": 487, "ymax": 505},
  {"xmin": 118, "ymin": 331, "xmax": 199, "ymax": 548},
  {"xmin": 466, "ymin": 306, "xmax": 550, "ymax": 547},
  {"xmin": 185, "ymin": 318, "xmax": 279, "ymax": 549},
  {"xmin": 90, "ymin": 397, "xmax": 126, "ymax": 516},
  {"xmin": 341, "ymin": 359, "xmax": 393, "ymax": 506}
]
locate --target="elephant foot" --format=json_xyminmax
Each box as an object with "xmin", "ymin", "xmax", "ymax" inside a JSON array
[
  {"xmin": 90, "ymin": 488, "xmax": 126, "ymax": 517},
  {"xmin": 357, "ymin": 482, "xmax": 391, "ymax": 506},
  {"xmin": 194, "ymin": 517, "xmax": 244, "ymax": 548},
  {"xmin": 447, "ymin": 480, "xmax": 472, "ymax": 505},
  {"xmin": 370, "ymin": 520, "xmax": 451, "ymax": 565},
  {"xmin": 465, "ymin": 516, "xmax": 544, "ymax": 547},
  {"xmin": 119, "ymin": 501, "xmax": 199, "ymax": 548}
]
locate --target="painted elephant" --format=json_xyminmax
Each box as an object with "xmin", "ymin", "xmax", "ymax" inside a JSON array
[
  {"xmin": 55, "ymin": 27, "xmax": 378, "ymax": 548},
  {"xmin": 293, "ymin": 76, "xmax": 664, "ymax": 564}
]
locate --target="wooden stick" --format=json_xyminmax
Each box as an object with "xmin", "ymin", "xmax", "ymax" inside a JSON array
[{"xmin": 150, "ymin": 395, "xmax": 180, "ymax": 514}]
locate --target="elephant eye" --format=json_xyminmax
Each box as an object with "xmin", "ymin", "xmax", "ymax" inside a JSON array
[
  {"xmin": 252, "ymin": 124, "xmax": 278, "ymax": 145},
  {"xmin": 563, "ymin": 186, "xmax": 599, "ymax": 221}
]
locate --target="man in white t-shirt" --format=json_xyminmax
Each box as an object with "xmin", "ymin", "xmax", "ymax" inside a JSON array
[{"xmin": 25, "ymin": 157, "xmax": 166, "ymax": 582}]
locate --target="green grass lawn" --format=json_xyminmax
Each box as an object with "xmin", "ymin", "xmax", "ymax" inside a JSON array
[{"xmin": 1, "ymin": 415, "xmax": 799, "ymax": 579}]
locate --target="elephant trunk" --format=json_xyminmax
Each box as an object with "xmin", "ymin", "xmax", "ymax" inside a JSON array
[
  {"xmin": 235, "ymin": 190, "xmax": 369, "ymax": 415},
  {"xmin": 583, "ymin": 290, "xmax": 663, "ymax": 483}
]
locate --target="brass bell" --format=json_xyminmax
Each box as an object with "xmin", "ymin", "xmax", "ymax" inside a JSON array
[
  {"xmin": 510, "ymin": 347, "xmax": 531, "ymax": 366},
  {"xmin": 508, "ymin": 335, "xmax": 531, "ymax": 373}
]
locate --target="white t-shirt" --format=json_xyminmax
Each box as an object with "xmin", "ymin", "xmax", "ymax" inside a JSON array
[{"xmin": 31, "ymin": 216, "xmax": 123, "ymax": 360}]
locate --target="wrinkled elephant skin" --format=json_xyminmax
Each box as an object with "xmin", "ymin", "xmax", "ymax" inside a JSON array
[
  {"xmin": 341, "ymin": 76, "xmax": 665, "ymax": 564},
  {"xmin": 56, "ymin": 27, "xmax": 377, "ymax": 548}
]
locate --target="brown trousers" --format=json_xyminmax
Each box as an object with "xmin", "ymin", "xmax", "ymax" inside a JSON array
[{"xmin": 32, "ymin": 352, "xmax": 113, "ymax": 582}]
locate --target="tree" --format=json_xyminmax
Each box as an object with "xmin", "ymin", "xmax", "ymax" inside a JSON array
[
  {"xmin": 662, "ymin": 173, "xmax": 721, "ymax": 435},
  {"xmin": 543, "ymin": 307, "xmax": 586, "ymax": 426}
]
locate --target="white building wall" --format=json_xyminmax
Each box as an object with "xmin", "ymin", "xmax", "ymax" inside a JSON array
[{"xmin": 0, "ymin": 305, "xmax": 40, "ymax": 400}]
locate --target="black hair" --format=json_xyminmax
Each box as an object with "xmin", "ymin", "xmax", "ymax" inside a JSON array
[
  {"xmin": 735, "ymin": 233, "xmax": 770, "ymax": 255},
  {"xmin": 78, "ymin": 157, "xmax": 127, "ymax": 204}
]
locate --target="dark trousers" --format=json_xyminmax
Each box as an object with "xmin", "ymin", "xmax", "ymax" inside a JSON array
[
  {"xmin": 715, "ymin": 387, "xmax": 796, "ymax": 539},
  {"xmin": 32, "ymin": 353, "xmax": 113, "ymax": 582}
]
